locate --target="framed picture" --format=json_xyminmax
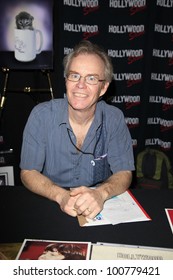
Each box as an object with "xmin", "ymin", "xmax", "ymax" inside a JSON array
[
  {"xmin": 0, "ymin": 166, "xmax": 14, "ymax": 186},
  {"xmin": 0, "ymin": 0, "xmax": 53, "ymax": 70}
]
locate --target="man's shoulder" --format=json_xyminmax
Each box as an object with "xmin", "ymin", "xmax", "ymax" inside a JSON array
[
  {"xmin": 99, "ymin": 100, "xmax": 124, "ymax": 118},
  {"xmin": 32, "ymin": 98, "xmax": 66, "ymax": 115}
]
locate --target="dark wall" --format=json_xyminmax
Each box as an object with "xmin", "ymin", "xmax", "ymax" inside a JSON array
[{"xmin": 0, "ymin": 1, "xmax": 173, "ymax": 186}]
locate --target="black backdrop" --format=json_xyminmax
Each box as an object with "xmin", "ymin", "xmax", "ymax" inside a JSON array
[{"xmin": 0, "ymin": 0, "xmax": 173, "ymax": 186}]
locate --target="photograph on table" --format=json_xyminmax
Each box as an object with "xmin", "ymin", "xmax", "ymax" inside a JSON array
[{"xmin": 16, "ymin": 239, "xmax": 91, "ymax": 260}]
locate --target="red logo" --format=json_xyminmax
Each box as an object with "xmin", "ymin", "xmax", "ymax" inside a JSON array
[
  {"xmin": 125, "ymin": 101, "xmax": 140, "ymax": 109},
  {"xmin": 165, "ymin": 81, "xmax": 173, "ymax": 89},
  {"xmin": 127, "ymin": 78, "xmax": 142, "ymax": 87},
  {"xmin": 128, "ymin": 55, "xmax": 143, "ymax": 64},
  {"xmin": 168, "ymin": 57, "xmax": 173, "ymax": 66},
  {"xmin": 129, "ymin": 31, "xmax": 145, "ymax": 40},
  {"xmin": 130, "ymin": 6, "xmax": 146, "ymax": 16},
  {"xmin": 162, "ymin": 104, "xmax": 173, "ymax": 111},
  {"xmin": 160, "ymin": 125, "xmax": 173, "ymax": 132},
  {"xmin": 83, "ymin": 31, "xmax": 99, "ymax": 40},
  {"xmin": 83, "ymin": 6, "xmax": 99, "ymax": 16}
]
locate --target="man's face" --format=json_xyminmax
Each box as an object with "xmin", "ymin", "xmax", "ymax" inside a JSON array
[{"xmin": 65, "ymin": 53, "xmax": 109, "ymax": 112}]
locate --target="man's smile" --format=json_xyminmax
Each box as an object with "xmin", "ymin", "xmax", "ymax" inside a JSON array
[{"xmin": 73, "ymin": 92, "xmax": 88, "ymax": 98}]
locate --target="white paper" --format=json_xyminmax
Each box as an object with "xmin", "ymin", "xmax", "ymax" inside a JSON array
[{"xmin": 83, "ymin": 190, "xmax": 151, "ymax": 227}]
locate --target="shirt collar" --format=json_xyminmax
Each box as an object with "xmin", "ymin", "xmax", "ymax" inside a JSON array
[
  {"xmin": 58, "ymin": 96, "xmax": 70, "ymax": 127},
  {"xmin": 58, "ymin": 96, "xmax": 104, "ymax": 130}
]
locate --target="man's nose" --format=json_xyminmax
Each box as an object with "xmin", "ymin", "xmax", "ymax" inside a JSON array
[{"xmin": 76, "ymin": 76, "xmax": 87, "ymax": 87}]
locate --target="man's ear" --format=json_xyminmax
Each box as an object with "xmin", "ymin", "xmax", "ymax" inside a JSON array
[{"xmin": 99, "ymin": 82, "xmax": 110, "ymax": 97}]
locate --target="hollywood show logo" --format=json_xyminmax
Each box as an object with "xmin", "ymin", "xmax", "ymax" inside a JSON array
[
  {"xmin": 151, "ymin": 73, "xmax": 173, "ymax": 90},
  {"xmin": 145, "ymin": 138, "xmax": 171, "ymax": 151},
  {"xmin": 147, "ymin": 117, "xmax": 173, "ymax": 132},
  {"xmin": 113, "ymin": 72, "xmax": 142, "ymax": 88},
  {"xmin": 63, "ymin": 0, "xmax": 100, "ymax": 15},
  {"xmin": 155, "ymin": 24, "xmax": 173, "ymax": 33},
  {"xmin": 64, "ymin": 22, "xmax": 99, "ymax": 39},
  {"xmin": 156, "ymin": 0, "xmax": 173, "ymax": 8},
  {"xmin": 111, "ymin": 95, "xmax": 141, "ymax": 109},
  {"xmin": 154, "ymin": 24, "xmax": 173, "ymax": 62},
  {"xmin": 149, "ymin": 96, "xmax": 173, "ymax": 111},
  {"xmin": 153, "ymin": 48, "xmax": 173, "ymax": 67},
  {"xmin": 108, "ymin": 49, "xmax": 144, "ymax": 64},
  {"xmin": 108, "ymin": 25, "xmax": 145, "ymax": 41},
  {"xmin": 109, "ymin": 0, "xmax": 147, "ymax": 15}
]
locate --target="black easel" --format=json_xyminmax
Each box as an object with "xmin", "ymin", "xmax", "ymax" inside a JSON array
[
  {"xmin": 0, "ymin": 68, "xmax": 54, "ymax": 121},
  {"xmin": 0, "ymin": 68, "xmax": 9, "ymax": 120}
]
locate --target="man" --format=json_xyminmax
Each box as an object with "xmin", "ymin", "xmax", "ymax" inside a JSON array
[{"xmin": 20, "ymin": 40, "xmax": 135, "ymax": 219}]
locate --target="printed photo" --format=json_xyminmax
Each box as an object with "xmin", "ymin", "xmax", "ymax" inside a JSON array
[
  {"xmin": 16, "ymin": 239, "xmax": 91, "ymax": 260},
  {"xmin": 0, "ymin": 0, "xmax": 53, "ymax": 69}
]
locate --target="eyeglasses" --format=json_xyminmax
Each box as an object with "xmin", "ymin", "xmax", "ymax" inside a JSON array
[{"xmin": 66, "ymin": 72, "xmax": 105, "ymax": 85}]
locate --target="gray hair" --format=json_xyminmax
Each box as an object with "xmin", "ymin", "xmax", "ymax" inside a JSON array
[{"xmin": 63, "ymin": 40, "xmax": 113, "ymax": 83}]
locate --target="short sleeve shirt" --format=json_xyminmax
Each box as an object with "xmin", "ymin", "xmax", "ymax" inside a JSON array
[{"xmin": 20, "ymin": 98, "xmax": 135, "ymax": 187}]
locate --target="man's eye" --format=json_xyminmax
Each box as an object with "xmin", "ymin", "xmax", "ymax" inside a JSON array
[
  {"xmin": 88, "ymin": 75, "xmax": 97, "ymax": 81},
  {"xmin": 71, "ymin": 74, "xmax": 79, "ymax": 79}
]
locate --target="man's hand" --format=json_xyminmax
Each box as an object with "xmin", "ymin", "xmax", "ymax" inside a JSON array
[
  {"xmin": 57, "ymin": 188, "xmax": 81, "ymax": 217},
  {"xmin": 70, "ymin": 186, "xmax": 104, "ymax": 219}
]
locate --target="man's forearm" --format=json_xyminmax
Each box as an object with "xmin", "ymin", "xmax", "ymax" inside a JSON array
[
  {"xmin": 20, "ymin": 169, "xmax": 66, "ymax": 204},
  {"xmin": 97, "ymin": 171, "xmax": 132, "ymax": 202}
]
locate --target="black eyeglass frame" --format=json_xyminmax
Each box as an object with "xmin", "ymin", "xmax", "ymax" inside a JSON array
[{"xmin": 66, "ymin": 72, "xmax": 105, "ymax": 85}]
